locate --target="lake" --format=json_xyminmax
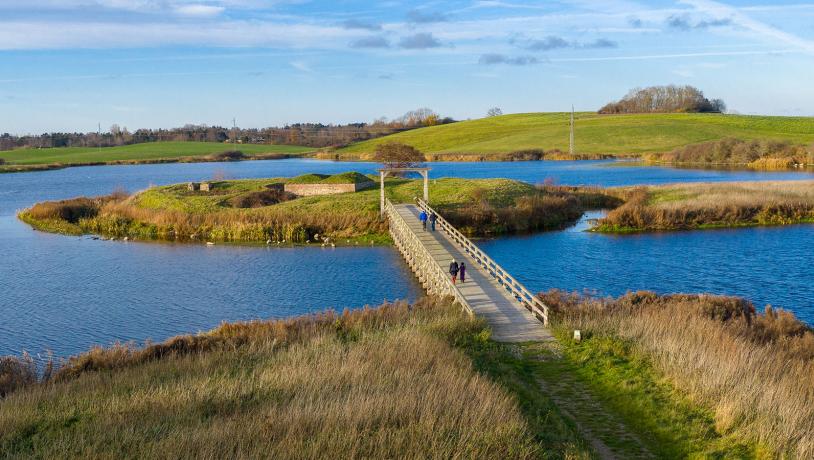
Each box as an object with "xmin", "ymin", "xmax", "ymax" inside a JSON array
[{"xmin": 1, "ymin": 159, "xmax": 813, "ymax": 357}]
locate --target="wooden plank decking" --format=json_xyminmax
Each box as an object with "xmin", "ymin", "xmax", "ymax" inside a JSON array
[{"xmin": 392, "ymin": 203, "xmax": 553, "ymax": 343}]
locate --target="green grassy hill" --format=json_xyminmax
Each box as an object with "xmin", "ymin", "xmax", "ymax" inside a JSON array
[
  {"xmin": 339, "ymin": 113, "xmax": 814, "ymax": 158},
  {"xmin": 0, "ymin": 141, "xmax": 313, "ymax": 166}
]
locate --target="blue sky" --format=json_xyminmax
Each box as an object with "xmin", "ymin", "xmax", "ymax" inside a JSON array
[{"xmin": 1, "ymin": 0, "xmax": 813, "ymax": 134}]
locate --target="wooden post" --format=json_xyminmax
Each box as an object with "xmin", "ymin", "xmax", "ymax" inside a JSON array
[
  {"xmin": 422, "ymin": 171, "xmax": 429, "ymax": 203},
  {"xmin": 380, "ymin": 170, "xmax": 386, "ymax": 216}
]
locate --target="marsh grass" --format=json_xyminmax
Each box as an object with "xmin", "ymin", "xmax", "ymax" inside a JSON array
[
  {"xmin": 0, "ymin": 298, "xmax": 557, "ymax": 459},
  {"xmin": 646, "ymin": 137, "xmax": 814, "ymax": 169},
  {"xmin": 596, "ymin": 181, "xmax": 814, "ymax": 232},
  {"xmin": 540, "ymin": 290, "xmax": 814, "ymax": 457}
]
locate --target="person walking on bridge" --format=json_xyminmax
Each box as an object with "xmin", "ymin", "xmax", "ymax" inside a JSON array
[
  {"xmin": 419, "ymin": 210, "xmax": 428, "ymax": 230},
  {"xmin": 429, "ymin": 212, "xmax": 437, "ymax": 231},
  {"xmin": 449, "ymin": 260, "xmax": 459, "ymax": 284},
  {"xmin": 459, "ymin": 262, "xmax": 466, "ymax": 283}
]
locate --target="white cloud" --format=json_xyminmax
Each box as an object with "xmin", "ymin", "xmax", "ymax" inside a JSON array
[
  {"xmin": 174, "ymin": 4, "xmax": 226, "ymax": 17},
  {"xmin": 680, "ymin": 0, "xmax": 814, "ymax": 54}
]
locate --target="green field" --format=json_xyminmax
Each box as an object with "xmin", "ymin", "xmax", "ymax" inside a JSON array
[
  {"xmin": 0, "ymin": 142, "xmax": 313, "ymax": 166},
  {"xmin": 339, "ymin": 112, "xmax": 814, "ymax": 157}
]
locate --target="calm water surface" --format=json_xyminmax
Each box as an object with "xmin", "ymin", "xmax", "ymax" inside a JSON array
[
  {"xmin": 1, "ymin": 159, "xmax": 813, "ymax": 356},
  {"xmin": 481, "ymin": 213, "xmax": 814, "ymax": 324}
]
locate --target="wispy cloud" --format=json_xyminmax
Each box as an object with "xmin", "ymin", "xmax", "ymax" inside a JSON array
[
  {"xmin": 479, "ymin": 53, "xmax": 539, "ymax": 65},
  {"xmin": 518, "ymin": 35, "xmax": 618, "ymax": 51},
  {"xmin": 406, "ymin": 9, "xmax": 448, "ymax": 24},
  {"xmin": 679, "ymin": 0, "xmax": 814, "ymax": 54},
  {"xmin": 398, "ymin": 32, "xmax": 442, "ymax": 49},
  {"xmin": 349, "ymin": 36, "xmax": 389, "ymax": 48},
  {"xmin": 666, "ymin": 13, "xmax": 731, "ymax": 30},
  {"xmin": 340, "ymin": 19, "xmax": 382, "ymax": 31},
  {"xmin": 174, "ymin": 4, "xmax": 225, "ymax": 17}
]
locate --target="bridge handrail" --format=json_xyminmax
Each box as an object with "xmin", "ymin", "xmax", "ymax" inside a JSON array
[
  {"xmin": 415, "ymin": 198, "xmax": 549, "ymax": 326},
  {"xmin": 384, "ymin": 199, "xmax": 472, "ymax": 313}
]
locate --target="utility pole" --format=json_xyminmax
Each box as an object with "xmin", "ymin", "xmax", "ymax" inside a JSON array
[
  {"xmin": 232, "ymin": 118, "xmax": 237, "ymax": 147},
  {"xmin": 98, "ymin": 122, "xmax": 102, "ymax": 154},
  {"xmin": 569, "ymin": 105, "xmax": 575, "ymax": 157}
]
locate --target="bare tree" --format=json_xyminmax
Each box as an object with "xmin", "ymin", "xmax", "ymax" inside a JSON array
[
  {"xmin": 599, "ymin": 85, "xmax": 726, "ymax": 114},
  {"xmin": 486, "ymin": 107, "xmax": 503, "ymax": 117},
  {"xmin": 373, "ymin": 142, "xmax": 426, "ymax": 169}
]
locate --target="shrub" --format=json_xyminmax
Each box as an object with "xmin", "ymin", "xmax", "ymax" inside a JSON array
[
  {"xmin": 208, "ymin": 150, "xmax": 245, "ymax": 161},
  {"xmin": 226, "ymin": 189, "xmax": 297, "ymax": 208},
  {"xmin": 373, "ymin": 142, "xmax": 426, "ymax": 169}
]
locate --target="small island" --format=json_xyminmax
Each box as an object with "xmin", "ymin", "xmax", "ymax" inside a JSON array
[
  {"xmin": 593, "ymin": 181, "xmax": 814, "ymax": 233},
  {"xmin": 18, "ymin": 172, "xmax": 618, "ymax": 244}
]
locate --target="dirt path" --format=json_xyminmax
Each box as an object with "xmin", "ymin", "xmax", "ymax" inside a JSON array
[{"xmin": 520, "ymin": 343, "xmax": 656, "ymax": 460}]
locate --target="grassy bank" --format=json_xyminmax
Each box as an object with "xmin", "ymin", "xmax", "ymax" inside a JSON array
[
  {"xmin": 0, "ymin": 297, "xmax": 592, "ymax": 458},
  {"xmin": 644, "ymin": 138, "xmax": 814, "ymax": 169},
  {"xmin": 0, "ymin": 142, "xmax": 313, "ymax": 172},
  {"xmin": 540, "ymin": 290, "xmax": 814, "ymax": 457},
  {"xmin": 594, "ymin": 181, "xmax": 814, "ymax": 232},
  {"xmin": 338, "ymin": 112, "xmax": 814, "ymax": 159},
  {"xmin": 3, "ymin": 293, "xmax": 783, "ymax": 458},
  {"xmin": 19, "ymin": 176, "xmax": 617, "ymax": 244}
]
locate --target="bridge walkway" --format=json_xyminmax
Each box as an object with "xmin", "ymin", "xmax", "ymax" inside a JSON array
[{"xmin": 391, "ymin": 203, "xmax": 553, "ymax": 343}]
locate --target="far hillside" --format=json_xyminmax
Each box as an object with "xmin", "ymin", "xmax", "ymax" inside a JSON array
[
  {"xmin": 0, "ymin": 141, "xmax": 313, "ymax": 168},
  {"xmin": 338, "ymin": 113, "xmax": 814, "ymax": 160}
]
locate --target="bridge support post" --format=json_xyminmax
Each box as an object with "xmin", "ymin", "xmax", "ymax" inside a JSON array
[
  {"xmin": 421, "ymin": 170, "xmax": 429, "ymax": 203},
  {"xmin": 379, "ymin": 170, "xmax": 387, "ymax": 217}
]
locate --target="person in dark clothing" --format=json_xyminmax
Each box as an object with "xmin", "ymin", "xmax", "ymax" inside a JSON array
[
  {"xmin": 449, "ymin": 260, "xmax": 459, "ymax": 284},
  {"xmin": 429, "ymin": 212, "xmax": 437, "ymax": 231},
  {"xmin": 419, "ymin": 210, "xmax": 428, "ymax": 230},
  {"xmin": 459, "ymin": 262, "xmax": 466, "ymax": 283}
]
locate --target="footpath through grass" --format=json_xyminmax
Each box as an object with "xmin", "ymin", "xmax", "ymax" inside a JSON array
[
  {"xmin": 339, "ymin": 112, "xmax": 814, "ymax": 159},
  {"xmin": 0, "ymin": 141, "xmax": 313, "ymax": 171}
]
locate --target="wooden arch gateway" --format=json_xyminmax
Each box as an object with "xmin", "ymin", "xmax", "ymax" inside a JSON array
[{"xmin": 377, "ymin": 167, "xmax": 430, "ymax": 216}]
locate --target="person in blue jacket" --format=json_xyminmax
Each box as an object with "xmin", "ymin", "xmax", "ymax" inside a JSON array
[{"xmin": 419, "ymin": 210, "xmax": 428, "ymax": 230}]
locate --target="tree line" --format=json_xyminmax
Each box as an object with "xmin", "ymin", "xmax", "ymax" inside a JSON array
[
  {"xmin": 599, "ymin": 85, "xmax": 726, "ymax": 114},
  {"xmin": 0, "ymin": 108, "xmax": 454, "ymax": 151}
]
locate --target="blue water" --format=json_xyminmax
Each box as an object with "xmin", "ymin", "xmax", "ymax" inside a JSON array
[
  {"xmin": 1, "ymin": 159, "xmax": 813, "ymax": 357},
  {"xmin": 480, "ymin": 212, "xmax": 814, "ymax": 324}
]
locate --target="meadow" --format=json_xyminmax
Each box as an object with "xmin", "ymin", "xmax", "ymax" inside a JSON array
[
  {"xmin": 0, "ymin": 141, "xmax": 313, "ymax": 170},
  {"xmin": 19, "ymin": 175, "xmax": 616, "ymax": 244},
  {"xmin": 541, "ymin": 290, "xmax": 814, "ymax": 458},
  {"xmin": 0, "ymin": 298, "xmax": 570, "ymax": 458},
  {"xmin": 338, "ymin": 112, "xmax": 814, "ymax": 160},
  {"xmin": 3, "ymin": 290, "xmax": 800, "ymax": 457},
  {"xmin": 595, "ymin": 181, "xmax": 814, "ymax": 232}
]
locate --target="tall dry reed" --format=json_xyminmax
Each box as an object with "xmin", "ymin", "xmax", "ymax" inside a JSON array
[
  {"xmin": 599, "ymin": 181, "xmax": 814, "ymax": 231},
  {"xmin": 0, "ymin": 298, "xmax": 540, "ymax": 458}
]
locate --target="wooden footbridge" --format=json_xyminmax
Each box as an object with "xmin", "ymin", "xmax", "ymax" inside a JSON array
[{"xmin": 385, "ymin": 198, "xmax": 553, "ymax": 342}]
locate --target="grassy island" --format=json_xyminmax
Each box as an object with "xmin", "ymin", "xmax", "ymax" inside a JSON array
[
  {"xmin": 594, "ymin": 181, "xmax": 814, "ymax": 233},
  {"xmin": 3, "ymin": 292, "xmax": 811, "ymax": 457},
  {"xmin": 19, "ymin": 174, "xmax": 618, "ymax": 244},
  {"xmin": 0, "ymin": 142, "xmax": 314, "ymax": 173}
]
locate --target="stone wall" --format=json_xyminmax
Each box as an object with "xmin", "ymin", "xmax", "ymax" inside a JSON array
[{"xmin": 284, "ymin": 180, "xmax": 375, "ymax": 196}]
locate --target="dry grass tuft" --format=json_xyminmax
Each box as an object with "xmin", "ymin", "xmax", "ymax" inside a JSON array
[
  {"xmin": 540, "ymin": 290, "xmax": 814, "ymax": 456},
  {"xmin": 0, "ymin": 297, "xmax": 542, "ymax": 458},
  {"xmin": 646, "ymin": 137, "xmax": 814, "ymax": 168},
  {"xmin": 597, "ymin": 181, "xmax": 814, "ymax": 232}
]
